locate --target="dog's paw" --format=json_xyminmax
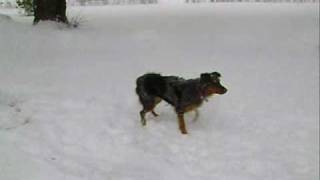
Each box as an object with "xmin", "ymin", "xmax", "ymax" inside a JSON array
[
  {"xmin": 180, "ymin": 129, "xmax": 188, "ymax": 134},
  {"xmin": 141, "ymin": 119, "xmax": 146, "ymax": 126}
]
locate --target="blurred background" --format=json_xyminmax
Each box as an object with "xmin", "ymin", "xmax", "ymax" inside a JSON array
[{"xmin": 0, "ymin": 0, "xmax": 318, "ymax": 8}]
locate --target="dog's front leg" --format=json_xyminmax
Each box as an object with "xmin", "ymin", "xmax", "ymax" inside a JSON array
[{"xmin": 177, "ymin": 113, "xmax": 188, "ymax": 134}]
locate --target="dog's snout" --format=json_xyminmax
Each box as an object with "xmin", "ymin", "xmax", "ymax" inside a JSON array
[{"xmin": 222, "ymin": 87, "xmax": 228, "ymax": 94}]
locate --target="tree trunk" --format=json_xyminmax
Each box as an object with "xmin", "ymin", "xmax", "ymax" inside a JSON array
[{"xmin": 33, "ymin": 0, "xmax": 68, "ymax": 24}]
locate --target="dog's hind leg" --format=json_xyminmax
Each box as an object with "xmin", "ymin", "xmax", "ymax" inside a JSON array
[
  {"xmin": 139, "ymin": 97, "xmax": 162, "ymax": 126},
  {"xmin": 151, "ymin": 97, "xmax": 161, "ymax": 117},
  {"xmin": 140, "ymin": 106, "xmax": 155, "ymax": 126},
  {"xmin": 140, "ymin": 110, "xmax": 147, "ymax": 126},
  {"xmin": 140, "ymin": 96, "xmax": 161, "ymax": 126},
  {"xmin": 138, "ymin": 97, "xmax": 154, "ymax": 126},
  {"xmin": 193, "ymin": 109, "xmax": 199, "ymax": 122},
  {"xmin": 151, "ymin": 110, "xmax": 159, "ymax": 117}
]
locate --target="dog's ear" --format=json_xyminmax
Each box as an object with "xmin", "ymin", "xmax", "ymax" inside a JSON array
[
  {"xmin": 211, "ymin": 72, "xmax": 221, "ymax": 78},
  {"xmin": 200, "ymin": 73, "xmax": 211, "ymax": 83}
]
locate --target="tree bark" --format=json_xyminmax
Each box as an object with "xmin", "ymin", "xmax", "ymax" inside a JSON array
[{"xmin": 33, "ymin": 0, "xmax": 68, "ymax": 24}]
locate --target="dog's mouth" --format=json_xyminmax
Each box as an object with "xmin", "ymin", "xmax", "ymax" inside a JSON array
[
  {"xmin": 219, "ymin": 87, "xmax": 228, "ymax": 94},
  {"xmin": 204, "ymin": 86, "xmax": 227, "ymax": 96},
  {"xmin": 209, "ymin": 86, "xmax": 227, "ymax": 95}
]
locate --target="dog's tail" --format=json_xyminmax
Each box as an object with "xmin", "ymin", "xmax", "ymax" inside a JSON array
[
  {"xmin": 136, "ymin": 76, "xmax": 145, "ymax": 96},
  {"xmin": 136, "ymin": 75, "xmax": 152, "ymax": 101}
]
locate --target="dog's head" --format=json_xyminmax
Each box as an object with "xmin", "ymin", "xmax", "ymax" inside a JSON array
[{"xmin": 200, "ymin": 72, "xmax": 227, "ymax": 95}]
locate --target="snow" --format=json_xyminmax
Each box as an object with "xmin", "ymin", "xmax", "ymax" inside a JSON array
[{"xmin": 0, "ymin": 3, "xmax": 319, "ymax": 180}]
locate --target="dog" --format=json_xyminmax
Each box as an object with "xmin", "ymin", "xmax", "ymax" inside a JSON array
[{"xmin": 136, "ymin": 72, "xmax": 227, "ymax": 134}]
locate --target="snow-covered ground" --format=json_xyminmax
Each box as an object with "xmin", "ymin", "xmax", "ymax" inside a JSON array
[{"xmin": 0, "ymin": 4, "xmax": 319, "ymax": 180}]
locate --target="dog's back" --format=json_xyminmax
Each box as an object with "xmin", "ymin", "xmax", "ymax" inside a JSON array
[
  {"xmin": 136, "ymin": 73, "xmax": 166, "ymax": 98},
  {"xmin": 136, "ymin": 73, "xmax": 185, "ymax": 104},
  {"xmin": 140, "ymin": 73, "xmax": 166, "ymax": 97}
]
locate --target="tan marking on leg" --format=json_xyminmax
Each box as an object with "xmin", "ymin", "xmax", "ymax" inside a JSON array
[{"xmin": 178, "ymin": 113, "xmax": 188, "ymax": 134}]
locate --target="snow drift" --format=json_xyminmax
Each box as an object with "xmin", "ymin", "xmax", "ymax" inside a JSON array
[{"xmin": 0, "ymin": 3, "xmax": 319, "ymax": 180}]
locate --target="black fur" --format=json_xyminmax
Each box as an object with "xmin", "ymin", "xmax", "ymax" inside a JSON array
[{"xmin": 136, "ymin": 72, "xmax": 227, "ymax": 134}]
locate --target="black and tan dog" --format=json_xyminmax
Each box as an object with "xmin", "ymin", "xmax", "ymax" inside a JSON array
[{"xmin": 136, "ymin": 72, "xmax": 227, "ymax": 134}]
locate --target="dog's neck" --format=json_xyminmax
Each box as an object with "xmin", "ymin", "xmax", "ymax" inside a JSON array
[{"xmin": 198, "ymin": 82, "xmax": 210, "ymax": 102}]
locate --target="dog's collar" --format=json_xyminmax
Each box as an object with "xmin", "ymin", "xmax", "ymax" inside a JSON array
[
  {"xmin": 199, "ymin": 85, "xmax": 209, "ymax": 102},
  {"xmin": 201, "ymin": 95, "xmax": 209, "ymax": 102}
]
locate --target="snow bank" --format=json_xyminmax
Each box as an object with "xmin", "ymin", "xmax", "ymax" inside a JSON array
[{"xmin": 0, "ymin": 13, "xmax": 11, "ymax": 21}]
